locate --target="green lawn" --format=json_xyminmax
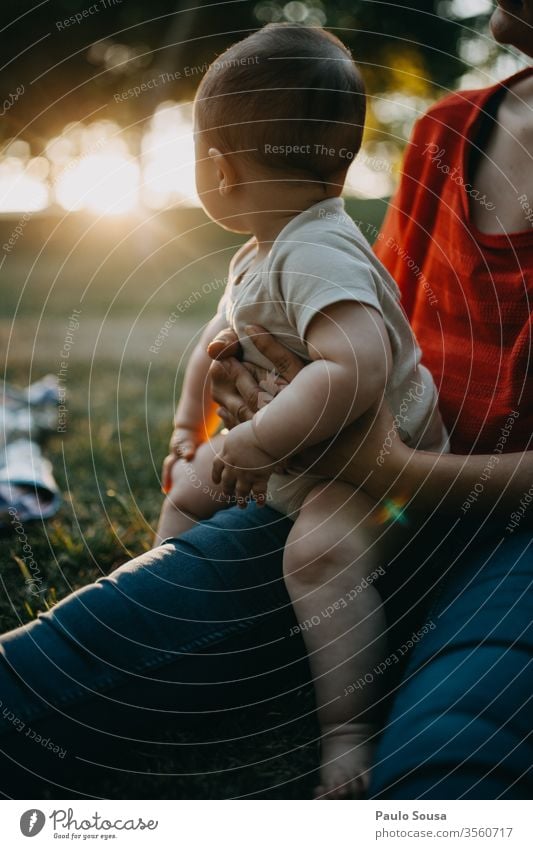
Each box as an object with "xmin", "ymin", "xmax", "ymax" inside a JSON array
[{"xmin": 1, "ymin": 199, "xmax": 385, "ymax": 798}]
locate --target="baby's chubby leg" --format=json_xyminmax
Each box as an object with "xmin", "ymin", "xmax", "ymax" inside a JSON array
[
  {"xmin": 283, "ymin": 481, "xmax": 403, "ymax": 799},
  {"xmin": 154, "ymin": 433, "xmax": 230, "ymax": 546}
]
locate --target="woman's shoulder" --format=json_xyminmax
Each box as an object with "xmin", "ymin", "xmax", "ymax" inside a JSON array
[{"xmin": 415, "ymin": 67, "xmax": 533, "ymax": 136}]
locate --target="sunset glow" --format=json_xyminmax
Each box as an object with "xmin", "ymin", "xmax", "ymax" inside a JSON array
[{"xmin": 54, "ymin": 153, "xmax": 140, "ymax": 215}]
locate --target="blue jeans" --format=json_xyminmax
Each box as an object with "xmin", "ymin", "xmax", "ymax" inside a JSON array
[
  {"xmin": 371, "ymin": 527, "xmax": 533, "ymax": 799},
  {"xmin": 0, "ymin": 504, "xmax": 531, "ymax": 798}
]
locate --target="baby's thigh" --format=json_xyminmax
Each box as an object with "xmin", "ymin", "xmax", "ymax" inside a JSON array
[
  {"xmin": 284, "ymin": 481, "xmax": 402, "ymax": 581},
  {"xmin": 168, "ymin": 433, "xmax": 230, "ymax": 520}
]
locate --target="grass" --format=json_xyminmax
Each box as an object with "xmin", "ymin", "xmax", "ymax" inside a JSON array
[{"xmin": 1, "ymin": 199, "xmax": 385, "ymax": 798}]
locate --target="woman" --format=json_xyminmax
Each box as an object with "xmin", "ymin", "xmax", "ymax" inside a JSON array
[{"xmin": 0, "ymin": 0, "xmax": 531, "ymax": 798}]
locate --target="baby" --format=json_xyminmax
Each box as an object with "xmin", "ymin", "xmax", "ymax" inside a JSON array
[{"xmin": 155, "ymin": 24, "xmax": 448, "ymax": 798}]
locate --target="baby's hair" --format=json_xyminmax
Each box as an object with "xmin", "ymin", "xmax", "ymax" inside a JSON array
[{"xmin": 195, "ymin": 23, "xmax": 366, "ymax": 182}]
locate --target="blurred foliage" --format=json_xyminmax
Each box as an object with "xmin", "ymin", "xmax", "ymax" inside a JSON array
[{"xmin": 1, "ymin": 0, "xmax": 494, "ymax": 152}]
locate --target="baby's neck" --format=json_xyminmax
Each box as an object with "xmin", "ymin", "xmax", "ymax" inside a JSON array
[{"xmin": 242, "ymin": 177, "xmax": 341, "ymax": 253}]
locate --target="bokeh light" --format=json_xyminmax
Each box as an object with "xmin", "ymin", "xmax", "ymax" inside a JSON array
[
  {"xmin": 141, "ymin": 101, "xmax": 198, "ymax": 209},
  {"xmin": 55, "ymin": 153, "xmax": 140, "ymax": 215},
  {"xmin": 0, "ymin": 141, "xmax": 49, "ymax": 212}
]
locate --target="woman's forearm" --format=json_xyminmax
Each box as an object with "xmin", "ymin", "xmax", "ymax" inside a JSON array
[{"xmin": 376, "ymin": 446, "xmax": 533, "ymax": 520}]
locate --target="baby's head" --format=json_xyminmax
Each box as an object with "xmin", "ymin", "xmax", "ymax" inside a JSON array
[{"xmin": 194, "ymin": 24, "xmax": 365, "ymax": 231}]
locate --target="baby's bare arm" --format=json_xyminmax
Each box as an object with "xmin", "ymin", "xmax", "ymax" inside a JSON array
[
  {"xmin": 161, "ymin": 311, "xmax": 229, "ymax": 492},
  {"xmin": 252, "ymin": 301, "xmax": 392, "ymax": 460},
  {"xmin": 174, "ymin": 311, "xmax": 231, "ymax": 431}
]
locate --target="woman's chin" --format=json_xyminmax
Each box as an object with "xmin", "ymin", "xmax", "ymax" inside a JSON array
[
  {"xmin": 490, "ymin": 5, "xmax": 533, "ymax": 57},
  {"xmin": 490, "ymin": 7, "xmax": 514, "ymax": 41}
]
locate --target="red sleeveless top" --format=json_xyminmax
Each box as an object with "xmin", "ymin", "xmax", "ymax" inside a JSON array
[{"xmin": 374, "ymin": 68, "xmax": 533, "ymax": 455}]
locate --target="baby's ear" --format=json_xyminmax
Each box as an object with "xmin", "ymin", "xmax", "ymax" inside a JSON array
[
  {"xmin": 208, "ymin": 147, "xmax": 236, "ymax": 195},
  {"xmin": 207, "ymin": 146, "xmax": 222, "ymax": 164}
]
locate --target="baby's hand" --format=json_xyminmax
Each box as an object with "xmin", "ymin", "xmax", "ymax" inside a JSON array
[
  {"xmin": 161, "ymin": 426, "xmax": 202, "ymax": 494},
  {"xmin": 170, "ymin": 426, "xmax": 201, "ymax": 460},
  {"xmin": 212, "ymin": 420, "xmax": 275, "ymax": 508}
]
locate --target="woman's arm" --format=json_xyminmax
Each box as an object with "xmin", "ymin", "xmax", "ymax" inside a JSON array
[
  {"xmin": 378, "ymin": 443, "xmax": 533, "ymax": 519},
  {"xmin": 209, "ymin": 327, "xmax": 532, "ymax": 520},
  {"xmin": 312, "ymin": 409, "xmax": 533, "ymax": 520}
]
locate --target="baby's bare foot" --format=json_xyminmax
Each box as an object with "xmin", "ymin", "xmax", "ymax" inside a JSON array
[{"xmin": 314, "ymin": 723, "xmax": 375, "ymax": 800}]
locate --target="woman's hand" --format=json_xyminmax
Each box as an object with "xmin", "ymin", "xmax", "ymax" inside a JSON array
[
  {"xmin": 208, "ymin": 325, "xmax": 303, "ymax": 427},
  {"xmin": 207, "ymin": 324, "xmax": 408, "ymax": 500}
]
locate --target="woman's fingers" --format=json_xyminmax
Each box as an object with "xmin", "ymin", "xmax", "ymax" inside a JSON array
[
  {"xmin": 209, "ymin": 328, "xmax": 303, "ymax": 428},
  {"xmin": 208, "ymin": 324, "xmax": 303, "ymax": 384},
  {"xmin": 216, "ymin": 407, "xmax": 232, "ymax": 428},
  {"xmin": 244, "ymin": 324, "xmax": 304, "ymax": 382},
  {"xmin": 207, "ymin": 328, "xmax": 242, "ymax": 360},
  {"xmin": 210, "ymin": 358, "xmax": 259, "ymax": 421},
  {"xmin": 209, "ymin": 327, "xmax": 304, "ymax": 430},
  {"xmin": 233, "ymin": 365, "xmax": 262, "ymax": 417}
]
